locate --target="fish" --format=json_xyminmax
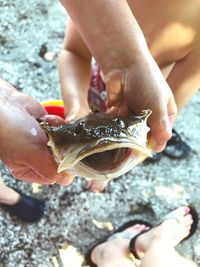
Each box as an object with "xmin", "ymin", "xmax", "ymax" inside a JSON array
[{"xmin": 40, "ymin": 110, "xmax": 152, "ymax": 181}]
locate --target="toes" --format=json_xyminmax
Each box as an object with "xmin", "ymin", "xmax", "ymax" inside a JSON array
[
  {"xmin": 130, "ymin": 224, "xmax": 147, "ymax": 231},
  {"xmin": 185, "ymin": 214, "xmax": 193, "ymax": 222},
  {"xmin": 168, "ymin": 206, "xmax": 190, "ymax": 224},
  {"xmin": 175, "ymin": 207, "xmax": 194, "ymax": 227},
  {"xmin": 184, "ymin": 214, "xmax": 193, "ymax": 229},
  {"xmin": 175, "ymin": 206, "xmax": 190, "ymax": 217}
]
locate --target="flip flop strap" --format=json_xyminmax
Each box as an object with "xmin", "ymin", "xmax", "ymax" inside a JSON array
[
  {"xmin": 158, "ymin": 213, "xmax": 182, "ymax": 225},
  {"xmin": 129, "ymin": 229, "xmax": 151, "ymax": 260},
  {"xmin": 107, "ymin": 231, "xmax": 137, "ymax": 241}
]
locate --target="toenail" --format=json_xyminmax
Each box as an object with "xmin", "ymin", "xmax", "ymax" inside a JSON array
[{"xmin": 184, "ymin": 207, "xmax": 190, "ymax": 212}]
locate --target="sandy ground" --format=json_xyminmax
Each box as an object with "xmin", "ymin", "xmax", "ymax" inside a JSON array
[{"xmin": 0, "ymin": 1, "xmax": 200, "ymax": 266}]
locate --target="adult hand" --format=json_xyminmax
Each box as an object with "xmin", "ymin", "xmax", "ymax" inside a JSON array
[
  {"xmin": 105, "ymin": 57, "xmax": 177, "ymax": 152},
  {"xmin": 0, "ymin": 80, "xmax": 73, "ymax": 185}
]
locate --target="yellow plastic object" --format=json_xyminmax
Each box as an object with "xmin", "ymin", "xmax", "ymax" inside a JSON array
[{"xmin": 41, "ymin": 99, "xmax": 64, "ymax": 107}]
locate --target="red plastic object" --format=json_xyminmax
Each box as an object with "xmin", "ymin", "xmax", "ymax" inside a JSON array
[{"xmin": 43, "ymin": 105, "xmax": 65, "ymax": 119}]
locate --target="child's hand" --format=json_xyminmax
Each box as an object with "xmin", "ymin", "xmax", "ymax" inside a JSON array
[
  {"xmin": 63, "ymin": 95, "xmax": 90, "ymax": 123},
  {"xmin": 105, "ymin": 59, "xmax": 177, "ymax": 153}
]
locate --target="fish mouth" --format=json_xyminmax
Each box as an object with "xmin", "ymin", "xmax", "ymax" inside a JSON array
[
  {"xmin": 57, "ymin": 137, "xmax": 151, "ymax": 174},
  {"xmin": 42, "ymin": 109, "xmax": 153, "ymax": 180},
  {"xmin": 82, "ymin": 147, "xmax": 133, "ymax": 172}
]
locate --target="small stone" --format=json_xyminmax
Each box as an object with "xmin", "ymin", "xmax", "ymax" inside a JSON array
[{"xmin": 43, "ymin": 51, "xmax": 57, "ymax": 62}]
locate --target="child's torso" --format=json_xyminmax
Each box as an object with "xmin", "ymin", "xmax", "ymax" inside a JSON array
[{"xmin": 127, "ymin": 0, "xmax": 200, "ymax": 67}]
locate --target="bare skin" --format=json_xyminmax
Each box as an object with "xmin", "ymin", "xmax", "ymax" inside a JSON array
[
  {"xmin": 60, "ymin": 0, "xmax": 177, "ymax": 153},
  {"xmin": 59, "ymin": 0, "xmax": 200, "ymax": 192},
  {"xmin": 0, "ymin": 79, "xmax": 73, "ymax": 185},
  {"xmin": 91, "ymin": 207, "xmax": 197, "ymax": 267},
  {"xmin": 127, "ymin": 0, "xmax": 200, "ymax": 112},
  {"xmin": 0, "ymin": 178, "xmax": 20, "ymax": 205}
]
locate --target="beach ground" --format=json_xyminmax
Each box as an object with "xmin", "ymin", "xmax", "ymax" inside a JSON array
[{"xmin": 0, "ymin": 1, "xmax": 199, "ymax": 266}]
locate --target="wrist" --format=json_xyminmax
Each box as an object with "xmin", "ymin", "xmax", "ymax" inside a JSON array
[
  {"xmin": 101, "ymin": 44, "xmax": 152, "ymax": 77},
  {"xmin": 62, "ymin": 0, "xmax": 152, "ymax": 76},
  {"xmin": 103, "ymin": 52, "xmax": 154, "ymax": 84}
]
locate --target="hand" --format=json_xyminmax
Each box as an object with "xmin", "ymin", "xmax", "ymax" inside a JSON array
[
  {"xmin": 0, "ymin": 85, "xmax": 73, "ymax": 185},
  {"xmin": 105, "ymin": 58, "xmax": 177, "ymax": 152},
  {"xmin": 63, "ymin": 93, "xmax": 90, "ymax": 122}
]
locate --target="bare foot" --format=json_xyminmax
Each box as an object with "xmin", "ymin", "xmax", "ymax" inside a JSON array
[
  {"xmin": 0, "ymin": 179, "xmax": 21, "ymax": 205},
  {"xmin": 86, "ymin": 180, "xmax": 109, "ymax": 192},
  {"xmin": 91, "ymin": 206, "xmax": 194, "ymax": 265},
  {"xmin": 91, "ymin": 224, "xmax": 150, "ymax": 265},
  {"xmin": 133, "ymin": 206, "xmax": 193, "ymax": 259}
]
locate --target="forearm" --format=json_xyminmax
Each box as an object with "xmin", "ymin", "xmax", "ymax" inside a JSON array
[
  {"xmin": 59, "ymin": 49, "xmax": 91, "ymax": 109},
  {"xmin": 61, "ymin": 0, "xmax": 151, "ymax": 74}
]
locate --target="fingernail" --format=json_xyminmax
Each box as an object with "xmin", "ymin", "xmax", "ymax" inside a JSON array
[{"xmin": 184, "ymin": 207, "xmax": 190, "ymax": 212}]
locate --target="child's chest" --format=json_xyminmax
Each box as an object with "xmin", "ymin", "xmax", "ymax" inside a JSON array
[{"xmin": 128, "ymin": 0, "xmax": 200, "ymax": 66}]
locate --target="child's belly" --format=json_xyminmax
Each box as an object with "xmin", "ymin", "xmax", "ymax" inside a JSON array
[{"xmin": 127, "ymin": 0, "xmax": 200, "ymax": 67}]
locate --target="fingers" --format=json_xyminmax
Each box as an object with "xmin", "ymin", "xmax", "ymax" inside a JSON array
[
  {"xmin": 31, "ymin": 148, "xmax": 74, "ymax": 184},
  {"xmin": 11, "ymin": 166, "xmax": 55, "ymax": 185},
  {"xmin": 55, "ymin": 175, "xmax": 74, "ymax": 186},
  {"xmin": 148, "ymin": 114, "xmax": 172, "ymax": 152},
  {"xmin": 167, "ymin": 91, "xmax": 177, "ymax": 128},
  {"xmin": 11, "ymin": 162, "xmax": 74, "ymax": 186},
  {"xmin": 106, "ymin": 103, "xmax": 129, "ymax": 117},
  {"xmin": 38, "ymin": 114, "xmax": 66, "ymax": 126},
  {"xmin": 26, "ymin": 100, "xmax": 48, "ymax": 118},
  {"xmin": 11, "ymin": 92, "xmax": 48, "ymax": 118},
  {"xmin": 149, "ymin": 94, "xmax": 177, "ymax": 152},
  {"xmin": 104, "ymin": 69, "xmax": 125, "ymax": 108},
  {"xmin": 3, "ymin": 142, "xmax": 74, "ymax": 186}
]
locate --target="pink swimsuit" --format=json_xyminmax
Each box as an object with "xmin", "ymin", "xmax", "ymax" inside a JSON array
[{"xmin": 88, "ymin": 63, "xmax": 107, "ymax": 112}]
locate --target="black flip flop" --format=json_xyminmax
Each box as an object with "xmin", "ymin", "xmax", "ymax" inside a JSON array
[
  {"xmin": 85, "ymin": 219, "xmax": 152, "ymax": 267},
  {"xmin": 144, "ymin": 152, "xmax": 163, "ymax": 163},
  {"xmin": 144, "ymin": 129, "xmax": 191, "ymax": 163},
  {"xmin": 129, "ymin": 206, "xmax": 199, "ymax": 260},
  {"xmin": 163, "ymin": 129, "xmax": 191, "ymax": 159},
  {"xmin": 182, "ymin": 206, "xmax": 198, "ymax": 241}
]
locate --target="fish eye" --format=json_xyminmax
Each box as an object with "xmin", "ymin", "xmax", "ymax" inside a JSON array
[
  {"xmin": 74, "ymin": 122, "xmax": 85, "ymax": 134},
  {"xmin": 113, "ymin": 118, "xmax": 125, "ymax": 128}
]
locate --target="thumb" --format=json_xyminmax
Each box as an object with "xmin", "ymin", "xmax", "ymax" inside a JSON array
[
  {"xmin": 149, "ymin": 114, "xmax": 172, "ymax": 152},
  {"xmin": 167, "ymin": 91, "xmax": 177, "ymax": 128},
  {"xmin": 11, "ymin": 165, "xmax": 74, "ymax": 186},
  {"xmin": 149, "ymin": 94, "xmax": 177, "ymax": 152},
  {"xmin": 38, "ymin": 114, "xmax": 66, "ymax": 126},
  {"xmin": 27, "ymin": 145, "xmax": 74, "ymax": 185}
]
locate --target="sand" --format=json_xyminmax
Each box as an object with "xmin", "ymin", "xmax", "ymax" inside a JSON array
[{"xmin": 0, "ymin": 1, "xmax": 199, "ymax": 266}]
